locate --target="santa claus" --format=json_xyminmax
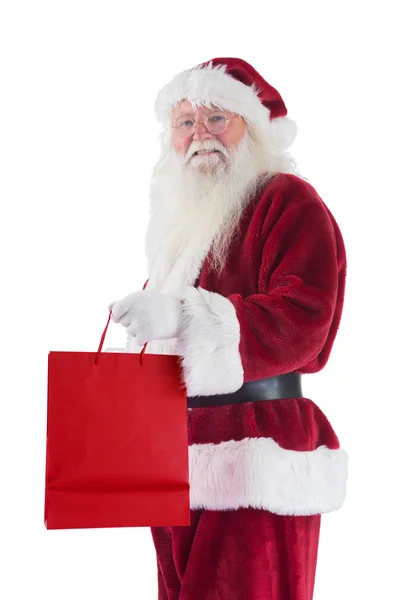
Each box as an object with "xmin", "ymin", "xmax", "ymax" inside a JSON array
[{"xmin": 109, "ymin": 58, "xmax": 348, "ymax": 600}]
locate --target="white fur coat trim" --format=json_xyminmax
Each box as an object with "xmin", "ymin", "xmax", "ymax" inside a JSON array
[
  {"xmin": 189, "ymin": 437, "xmax": 349, "ymax": 515},
  {"xmin": 155, "ymin": 62, "xmax": 297, "ymax": 150},
  {"xmin": 177, "ymin": 287, "xmax": 244, "ymax": 397}
]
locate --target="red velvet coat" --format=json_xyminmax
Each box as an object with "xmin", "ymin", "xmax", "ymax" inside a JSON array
[
  {"xmin": 134, "ymin": 173, "xmax": 348, "ymax": 516},
  {"xmin": 197, "ymin": 174, "xmax": 346, "ymax": 379}
]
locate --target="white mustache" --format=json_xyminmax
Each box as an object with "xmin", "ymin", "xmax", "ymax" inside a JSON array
[{"xmin": 186, "ymin": 139, "xmax": 229, "ymax": 161}]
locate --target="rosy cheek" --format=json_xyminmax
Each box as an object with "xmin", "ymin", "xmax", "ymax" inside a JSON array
[
  {"xmin": 182, "ymin": 139, "xmax": 190, "ymax": 154},
  {"xmin": 172, "ymin": 133, "xmax": 186, "ymax": 154},
  {"xmin": 218, "ymin": 132, "xmax": 233, "ymax": 150},
  {"xmin": 220, "ymin": 125, "xmax": 244, "ymax": 149},
  {"xmin": 172, "ymin": 136, "xmax": 184, "ymax": 155}
]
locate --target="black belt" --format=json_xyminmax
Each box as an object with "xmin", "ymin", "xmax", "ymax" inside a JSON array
[{"xmin": 187, "ymin": 373, "xmax": 303, "ymax": 408}]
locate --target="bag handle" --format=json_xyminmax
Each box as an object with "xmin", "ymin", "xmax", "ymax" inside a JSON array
[
  {"xmin": 95, "ymin": 280, "xmax": 150, "ymax": 365},
  {"xmin": 94, "ymin": 312, "xmax": 147, "ymax": 366}
]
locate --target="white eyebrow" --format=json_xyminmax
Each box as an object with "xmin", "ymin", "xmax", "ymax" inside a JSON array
[{"xmin": 175, "ymin": 112, "xmax": 195, "ymax": 119}]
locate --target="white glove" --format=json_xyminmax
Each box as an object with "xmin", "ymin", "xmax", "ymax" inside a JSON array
[{"xmin": 109, "ymin": 290, "xmax": 182, "ymax": 346}]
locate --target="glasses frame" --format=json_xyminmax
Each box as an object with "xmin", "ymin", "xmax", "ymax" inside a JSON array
[{"xmin": 172, "ymin": 113, "xmax": 243, "ymax": 138}]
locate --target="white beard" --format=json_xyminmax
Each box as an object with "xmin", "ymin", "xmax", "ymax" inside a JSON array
[{"xmin": 145, "ymin": 129, "xmax": 267, "ymax": 294}]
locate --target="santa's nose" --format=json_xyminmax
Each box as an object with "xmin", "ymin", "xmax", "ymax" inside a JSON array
[{"xmin": 192, "ymin": 121, "xmax": 214, "ymax": 141}]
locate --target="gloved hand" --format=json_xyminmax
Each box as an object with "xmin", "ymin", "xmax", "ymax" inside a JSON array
[{"xmin": 109, "ymin": 290, "xmax": 182, "ymax": 346}]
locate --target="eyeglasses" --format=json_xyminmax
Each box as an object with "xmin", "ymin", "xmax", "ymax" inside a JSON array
[{"xmin": 172, "ymin": 112, "xmax": 242, "ymax": 138}]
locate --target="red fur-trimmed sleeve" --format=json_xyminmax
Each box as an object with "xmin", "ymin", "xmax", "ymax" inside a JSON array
[{"xmin": 229, "ymin": 193, "xmax": 344, "ymax": 381}]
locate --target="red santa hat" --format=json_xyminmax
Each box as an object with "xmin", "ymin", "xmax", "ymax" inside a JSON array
[{"xmin": 155, "ymin": 57, "xmax": 297, "ymax": 150}]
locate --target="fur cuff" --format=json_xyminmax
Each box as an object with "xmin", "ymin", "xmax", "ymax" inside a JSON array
[
  {"xmin": 189, "ymin": 437, "xmax": 349, "ymax": 515},
  {"xmin": 177, "ymin": 287, "xmax": 244, "ymax": 397}
]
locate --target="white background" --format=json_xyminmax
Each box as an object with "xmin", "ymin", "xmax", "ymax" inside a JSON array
[{"xmin": 0, "ymin": 1, "xmax": 399, "ymax": 598}]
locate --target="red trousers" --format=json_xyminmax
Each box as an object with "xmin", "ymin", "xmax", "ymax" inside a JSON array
[{"xmin": 151, "ymin": 508, "xmax": 321, "ymax": 600}]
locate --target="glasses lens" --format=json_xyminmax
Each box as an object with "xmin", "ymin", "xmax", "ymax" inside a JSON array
[
  {"xmin": 176, "ymin": 119, "xmax": 195, "ymax": 138},
  {"xmin": 206, "ymin": 115, "xmax": 228, "ymax": 134}
]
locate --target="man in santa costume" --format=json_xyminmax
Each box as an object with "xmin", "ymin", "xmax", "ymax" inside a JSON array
[{"xmin": 110, "ymin": 58, "xmax": 348, "ymax": 600}]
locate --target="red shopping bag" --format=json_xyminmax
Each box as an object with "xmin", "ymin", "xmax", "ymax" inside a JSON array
[{"xmin": 45, "ymin": 312, "xmax": 190, "ymax": 530}]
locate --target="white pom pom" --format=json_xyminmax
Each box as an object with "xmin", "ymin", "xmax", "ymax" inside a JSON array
[{"xmin": 269, "ymin": 117, "xmax": 298, "ymax": 150}]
